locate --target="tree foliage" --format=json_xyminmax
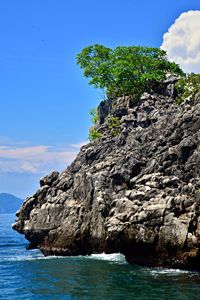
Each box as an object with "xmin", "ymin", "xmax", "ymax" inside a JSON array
[{"xmin": 77, "ymin": 44, "xmax": 184, "ymax": 99}]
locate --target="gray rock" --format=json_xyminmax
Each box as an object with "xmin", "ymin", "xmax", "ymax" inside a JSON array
[{"xmin": 13, "ymin": 81, "xmax": 200, "ymax": 270}]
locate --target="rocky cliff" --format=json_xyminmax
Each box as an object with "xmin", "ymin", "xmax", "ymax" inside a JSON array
[{"xmin": 13, "ymin": 78, "xmax": 200, "ymax": 269}]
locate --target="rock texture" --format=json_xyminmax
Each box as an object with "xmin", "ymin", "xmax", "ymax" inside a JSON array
[{"xmin": 13, "ymin": 79, "xmax": 200, "ymax": 269}]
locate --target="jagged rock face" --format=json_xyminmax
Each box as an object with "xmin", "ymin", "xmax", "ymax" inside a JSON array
[{"xmin": 13, "ymin": 80, "xmax": 200, "ymax": 269}]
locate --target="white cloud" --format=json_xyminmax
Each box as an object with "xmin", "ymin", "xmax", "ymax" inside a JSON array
[
  {"xmin": 20, "ymin": 161, "xmax": 39, "ymax": 173},
  {"xmin": 0, "ymin": 140, "xmax": 85, "ymax": 174},
  {"xmin": 161, "ymin": 10, "xmax": 200, "ymax": 73},
  {"xmin": 0, "ymin": 145, "xmax": 49, "ymax": 159}
]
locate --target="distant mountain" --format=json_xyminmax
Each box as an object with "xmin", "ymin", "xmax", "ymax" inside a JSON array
[{"xmin": 0, "ymin": 193, "xmax": 23, "ymax": 214}]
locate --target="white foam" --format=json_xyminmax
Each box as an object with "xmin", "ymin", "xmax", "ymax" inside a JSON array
[
  {"xmin": 88, "ymin": 253, "xmax": 127, "ymax": 263},
  {"xmin": 145, "ymin": 268, "xmax": 193, "ymax": 276},
  {"xmin": 1, "ymin": 252, "xmax": 127, "ymax": 264}
]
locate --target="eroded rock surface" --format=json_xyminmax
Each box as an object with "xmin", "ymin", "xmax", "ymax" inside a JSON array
[{"xmin": 13, "ymin": 80, "xmax": 200, "ymax": 269}]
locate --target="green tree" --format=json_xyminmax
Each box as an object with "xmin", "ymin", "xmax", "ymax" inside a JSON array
[{"xmin": 77, "ymin": 44, "xmax": 184, "ymax": 99}]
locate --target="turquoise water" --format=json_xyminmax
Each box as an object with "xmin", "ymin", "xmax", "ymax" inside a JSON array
[{"xmin": 1, "ymin": 214, "xmax": 200, "ymax": 299}]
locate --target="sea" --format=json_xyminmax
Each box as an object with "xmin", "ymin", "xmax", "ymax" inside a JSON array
[{"xmin": 1, "ymin": 214, "xmax": 200, "ymax": 300}]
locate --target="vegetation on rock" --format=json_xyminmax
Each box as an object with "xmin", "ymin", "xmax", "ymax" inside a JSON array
[
  {"xmin": 175, "ymin": 73, "xmax": 200, "ymax": 104},
  {"xmin": 89, "ymin": 107, "xmax": 99, "ymax": 124},
  {"xmin": 88, "ymin": 107, "xmax": 102, "ymax": 141},
  {"xmin": 88, "ymin": 126, "xmax": 102, "ymax": 141},
  {"xmin": 106, "ymin": 116, "xmax": 121, "ymax": 137}
]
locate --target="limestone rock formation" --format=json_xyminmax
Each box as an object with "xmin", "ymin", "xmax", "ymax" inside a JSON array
[{"xmin": 13, "ymin": 79, "xmax": 200, "ymax": 269}]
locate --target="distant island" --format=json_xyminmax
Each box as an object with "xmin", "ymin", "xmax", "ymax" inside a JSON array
[{"xmin": 0, "ymin": 193, "xmax": 23, "ymax": 214}]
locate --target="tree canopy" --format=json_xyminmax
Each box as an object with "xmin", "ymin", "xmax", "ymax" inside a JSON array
[{"xmin": 77, "ymin": 44, "xmax": 184, "ymax": 99}]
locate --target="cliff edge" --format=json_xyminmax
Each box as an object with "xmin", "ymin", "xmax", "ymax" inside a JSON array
[{"xmin": 13, "ymin": 79, "xmax": 200, "ymax": 269}]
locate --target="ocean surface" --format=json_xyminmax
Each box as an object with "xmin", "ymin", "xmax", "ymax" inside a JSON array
[{"xmin": 1, "ymin": 214, "xmax": 200, "ymax": 299}]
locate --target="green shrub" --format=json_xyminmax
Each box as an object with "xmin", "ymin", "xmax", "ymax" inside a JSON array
[
  {"xmin": 106, "ymin": 116, "xmax": 121, "ymax": 136},
  {"xmin": 175, "ymin": 73, "xmax": 200, "ymax": 104},
  {"xmin": 89, "ymin": 107, "xmax": 99, "ymax": 124},
  {"xmin": 88, "ymin": 126, "xmax": 102, "ymax": 141}
]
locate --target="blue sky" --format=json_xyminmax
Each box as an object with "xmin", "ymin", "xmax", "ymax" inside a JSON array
[{"xmin": 0, "ymin": 0, "xmax": 199, "ymax": 198}]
